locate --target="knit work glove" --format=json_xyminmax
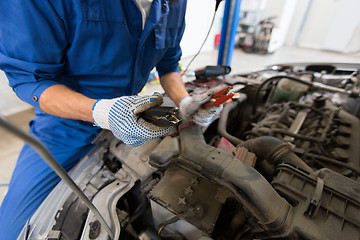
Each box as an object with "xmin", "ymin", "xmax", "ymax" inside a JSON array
[
  {"xmin": 179, "ymin": 90, "xmax": 223, "ymax": 127},
  {"xmin": 92, "ymin": 93, "xmax": 172, "ymax": 147}
]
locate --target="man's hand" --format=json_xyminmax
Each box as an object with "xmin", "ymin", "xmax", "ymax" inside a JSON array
[
  {"xmin": 179, "ymin": 90, "xmax": 223, "ymax": 127},
  {"xmin": 92, "ymin": 93, "xmax": 172, "ymax": 147},
  {"xmin": 159, "ymin": 72, "xmax": 222, "ymax": 127}
]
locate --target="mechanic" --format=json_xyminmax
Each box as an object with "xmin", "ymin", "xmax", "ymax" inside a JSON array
[{"xmin": 0, "ymin": 0, "xmax": 221, "ymax": 239}]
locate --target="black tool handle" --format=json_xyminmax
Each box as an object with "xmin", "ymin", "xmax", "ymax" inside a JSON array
[
  {"xmin": 139, "ymin": 106, "xmax": 180, "ymax": 127},
  {"xmin": 195, "ymin": 65, "xmax": 231, "ymax": 79}
]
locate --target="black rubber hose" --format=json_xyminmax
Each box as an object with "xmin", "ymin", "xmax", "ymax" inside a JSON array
[
  {"xmin": 269, "ymin": 129, "xmax": 324, "ymax": 143},
  {"xmin": 252, "ymin": 75, "xmax": 313, "ymax": 115},
  {"xmin": 306, "ymin": 153, "xmax": 360, "ymax": 175},
  {"xmin": 238, "ymin": 136, "xmax": 313, "ymax": 173},
  {"xmin": 179, "ymin": 124, "xmax": 291, "ymax": 232},
  {"xmin": 217, "ymin": 94, "xmax": 247, "ymax": 145}
]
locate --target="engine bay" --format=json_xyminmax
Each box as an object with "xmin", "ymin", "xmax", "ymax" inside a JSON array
[{"xmin": 25, "ymin": 63, "xmax": 360, "ymax": 240}]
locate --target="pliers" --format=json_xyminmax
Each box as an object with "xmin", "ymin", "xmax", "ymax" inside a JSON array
[
  {"xmin": 139, "ymin": 106, "xmax": 181, "ymax": 127},
  {"xmin": 140, "ymin": 86, "xmax": 234, "ymax": 127},
  {"xmin": 202, "ymin": 86, "xmax": 234, "ymax": 108}
]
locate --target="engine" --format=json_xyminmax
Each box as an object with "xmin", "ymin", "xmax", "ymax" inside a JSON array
[{"xmin": 26, "ymin": 64, "xmax": 360, "ymax": 240}]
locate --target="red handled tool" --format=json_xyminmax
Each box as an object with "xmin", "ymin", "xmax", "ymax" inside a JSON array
[
  {"xmin": 202, "ymin": 86, "xmax": 234, "ymax": 108},
  {"xmin": 140, "ymin": 86, "xmax": 234, "ymax": 128}
]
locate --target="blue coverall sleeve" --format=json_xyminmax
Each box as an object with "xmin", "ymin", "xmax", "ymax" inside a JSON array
[
  {"xmin": 156, "ymin": 21, "xmax": 186, "ymax": 79},
  {"xmin": 0, "ymin": 0, "xmax": 67, "ymax": 108}
]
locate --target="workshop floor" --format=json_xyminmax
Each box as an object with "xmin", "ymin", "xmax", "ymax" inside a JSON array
[{"xmin": 0, "ymin": 46, "xmax": 359, "ymax": 206}]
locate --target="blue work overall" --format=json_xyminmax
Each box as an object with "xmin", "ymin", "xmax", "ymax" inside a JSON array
[{"xmin": 0, "ymin": 0, "xmax": 187, "ymax": 238}]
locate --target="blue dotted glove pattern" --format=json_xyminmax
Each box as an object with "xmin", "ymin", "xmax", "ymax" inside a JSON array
[{"xmin": 96, "ymin": 94, "xmax": 172, "ymax": 147}]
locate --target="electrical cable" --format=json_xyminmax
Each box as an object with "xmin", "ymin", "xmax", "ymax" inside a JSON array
[
  {"xmin": 157, "ymin": 215, "xmax": 180, "ymax": 235},
  {"xmin": 0, "ymin": 114, "xmax": 115, "ymax": 239},
  {"xmin": 164, "ymin": 122, "xmax": 194, "ymax": 136},
  {"xmin": 182, "ymin": 7, "xmax": 218, "ymax": 76}
]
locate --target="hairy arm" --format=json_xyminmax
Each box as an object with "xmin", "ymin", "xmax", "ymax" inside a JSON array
[
  {"xmin": 160, "ymin": 72, "xmax": 189, "ymax": 106},
  {"xmin": 39, "ymin": 85, "xmax": 97, "ymax": 123}
]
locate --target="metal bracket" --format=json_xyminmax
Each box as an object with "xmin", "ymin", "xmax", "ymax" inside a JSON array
[
  {"xmin": 46, "ymin": 230, "xmax": 61, "ymax": 240},
  {"xmin": 304, "ymin": 177, "xmax": 324, "ymax": 219}
]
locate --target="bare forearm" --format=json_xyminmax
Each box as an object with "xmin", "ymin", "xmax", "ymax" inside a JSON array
[
  {"xmin": 39, "ymin": 85, "xmax": 96, "ymax": 122},
  {"xmin": 160, "ymin": 72, "xmax": 189, "ymax": 106},
  {"xmin": 39, "ymin": 73, "xmax": 186, "ymax": 122}
]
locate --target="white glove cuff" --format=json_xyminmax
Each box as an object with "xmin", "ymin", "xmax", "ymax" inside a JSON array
[
  {"xmin": 179, "ymin": 95, "xmax": 192, "ymax": 107},
  {"xmin": 179, "ymin": 95, "xmax": 193, "ymax": 120},
  {"xmin": 92, "ymin": 99, "xmax": 117, "ymax": 129}
]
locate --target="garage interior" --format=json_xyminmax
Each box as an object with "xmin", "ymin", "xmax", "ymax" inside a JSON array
[{"xmin": 0, "ymin": 0, "xmax": 360, "ymax": 239}]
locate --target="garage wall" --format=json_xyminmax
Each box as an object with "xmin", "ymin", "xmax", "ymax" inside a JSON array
[
  {"xmin": 322, "ymin": 0, "xmax": 360, "ymax": 52},
  {"xmin": 285, "ymin": 0, "xmax": 311, "ymax": 47},
  {"xmin": 261, "ymin": 0, "xmax": 298, "ymax": 52},
  {"xmin": 180, "ymin": 0, "xmax": 224, "ymax": 58},
  {"xmin": 296, "ymin": 0, "xmax": 340, "ymax": 50},
  {"xmin": 286, "ymin": 0, "xmax": 360, "ymax": 53}
]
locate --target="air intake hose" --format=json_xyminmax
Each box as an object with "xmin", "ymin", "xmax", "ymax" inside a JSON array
[
  {"xmin": 179, "ymin": 124, "xmax": 291, "ymax": 233},
  {"xmin": 238, "ymin": 136, "xmax": 313, "ymax": 173}
]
